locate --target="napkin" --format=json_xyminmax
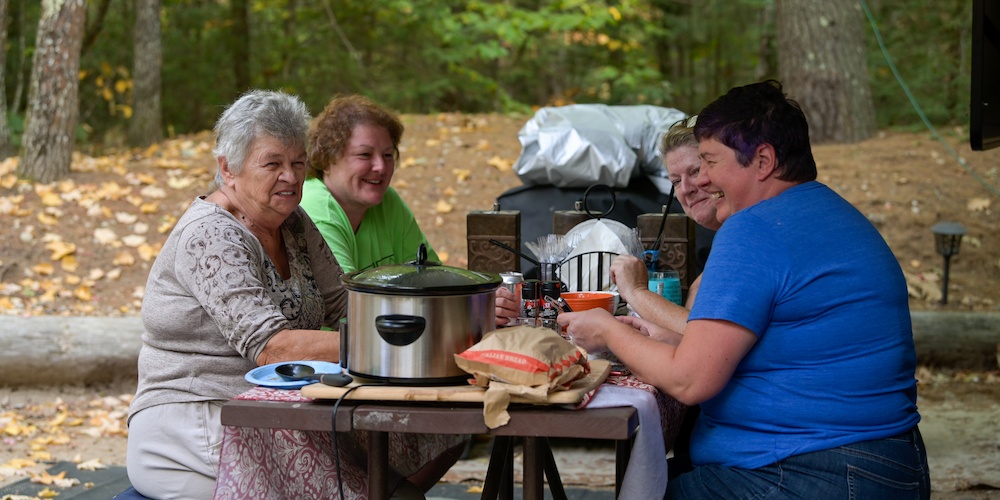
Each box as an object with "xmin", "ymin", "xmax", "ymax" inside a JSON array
[
  {"xmin": 560, "ymin": 220, "xmax": 642, "ymax": 291},
  {"xmin": 585, "ymin": 384, "xmax": 668, "ymax": 498}
]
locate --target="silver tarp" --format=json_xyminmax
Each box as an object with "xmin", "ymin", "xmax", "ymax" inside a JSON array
[{"xmin": 513, "ymin": 104, "xmax": 688, "ymax": 193}]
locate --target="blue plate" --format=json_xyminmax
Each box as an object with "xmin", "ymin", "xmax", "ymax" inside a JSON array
[{"xmin": 244, "ymin": 360, "xmax": 342, "ymax": 389}]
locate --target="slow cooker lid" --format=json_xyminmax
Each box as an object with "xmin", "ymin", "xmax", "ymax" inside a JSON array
[{"xmin": 343, "ymin": 244, "xmax": 501, "ymax": 295}]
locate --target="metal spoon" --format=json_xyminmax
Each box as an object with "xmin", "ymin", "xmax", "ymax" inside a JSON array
[{"xmin": 275, "ymin": 363, "xmax": 353, "ymax": 387}]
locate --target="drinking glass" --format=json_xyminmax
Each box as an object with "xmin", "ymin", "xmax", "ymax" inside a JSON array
[{"xmin": 648, "ymin": 270, "xmax": 682, "ymax": 305}]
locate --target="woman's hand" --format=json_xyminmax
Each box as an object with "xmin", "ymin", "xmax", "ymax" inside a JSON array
[
  {"xmin": 494, "ymin": 286, "xmax": 520, "ymax": 327},
  {"xmin": 610, "ymin": 255, "xmax": 649, "ymax": 304},
  {"xmin": 616, "ymin": 315, "xmax": 682, "ymax": 346},
  {"xmin": 555, "ymin": 308, "xmax": 619, "ymax": 353}
]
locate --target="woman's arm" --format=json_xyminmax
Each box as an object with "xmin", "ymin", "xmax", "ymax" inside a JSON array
[
  {"xmin": 559, "ymin": 310, "xmax": 756, "ymax": 405},
  {"xmin": 610, "ymin": 255, "xmax": 691, "ymax": 333},
  {"xmin": 256, "ymin": 328, "xmax": 341, "ymax": 365}
]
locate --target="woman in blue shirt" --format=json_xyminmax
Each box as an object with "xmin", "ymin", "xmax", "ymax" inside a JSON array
[{"xmin": 559, "ymin": 80, "xmax": 930, "ymax": 499}]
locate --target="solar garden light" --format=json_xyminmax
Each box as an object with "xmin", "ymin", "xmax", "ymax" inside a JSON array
[{"xmin": 931, "ymin": 221, "xmax": 967, "ymax": 305}]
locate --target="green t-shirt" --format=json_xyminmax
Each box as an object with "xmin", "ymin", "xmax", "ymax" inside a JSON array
[{"xmin": 300, "ymin": 177, "xmax": 438, "ymax": 273}]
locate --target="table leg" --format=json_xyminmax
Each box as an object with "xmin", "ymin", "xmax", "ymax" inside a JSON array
[
  {"xmin": 542, "ymin": 438, "xmax": 567, "ymax": 500},
  {"xmin": 369, "ymin": 431, "xmax": 390, "ymax": 500},
  {"xmin": 523, "ymin": 437, "xmax": 544, "ymax": 500},
  {"xmin": 615, "ymin": 436, "xmax": 633, "ymax": 498},
  {"xmin": 481, "ymin": 437, "xmax": 514, "ymax": 500}
]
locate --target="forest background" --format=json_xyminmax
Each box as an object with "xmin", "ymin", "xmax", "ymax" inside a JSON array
[
  {"xmin": 0, "ymin": 0, "xmax": 998, "ymax": 315},
  {"xmin": 0, "ymin": 0, "xmax": 977, "ymax": 156}
]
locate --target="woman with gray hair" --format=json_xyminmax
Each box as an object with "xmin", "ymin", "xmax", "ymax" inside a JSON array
[{"xmin": 126, "ymin": 89, "xmax": 349, "ymax": 498}]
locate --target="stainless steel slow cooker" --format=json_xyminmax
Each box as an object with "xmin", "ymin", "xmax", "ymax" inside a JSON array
[{"xmin": 340, "ymin": 245, "xmax": 500, "ymax": 385}]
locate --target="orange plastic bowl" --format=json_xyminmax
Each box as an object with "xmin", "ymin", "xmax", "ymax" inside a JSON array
[{"xmin": 561, "ymin": 291, "xmax": 615, "ymax": 314}]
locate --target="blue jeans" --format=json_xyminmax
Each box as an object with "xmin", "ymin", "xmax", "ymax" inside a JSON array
[{"xmin": 666, "ymin": 426, "xmax": 931, "ymax": 500}]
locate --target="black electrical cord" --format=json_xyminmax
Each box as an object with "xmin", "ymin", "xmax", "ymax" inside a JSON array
[{"xmin": 330, "ymin": 382, "xmax": 387, "ymax": 499}]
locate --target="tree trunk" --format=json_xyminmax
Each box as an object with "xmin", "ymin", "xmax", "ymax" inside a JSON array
[
  {"xmin": 18, "ymin": 0, "xmax": 87, "ymax": 183},
  {"xmin": 0, "ymin": 0, "xmax": 13, "ymax": 159},
  {"xmin": 230, "ymin": 0, "xmax": 251, "ymax": 94},
  {"xmin": 128, "ymin": 0, "xmax": 163, "ymax": 148},
  {"xmin": 776, "ymin": 0, "xmax": 876, "ymax": 144}
]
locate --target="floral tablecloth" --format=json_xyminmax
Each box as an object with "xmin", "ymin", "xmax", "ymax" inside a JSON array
[{"xmin": 213, "ymin": 387, "xmax": 464, "ymax": 499}]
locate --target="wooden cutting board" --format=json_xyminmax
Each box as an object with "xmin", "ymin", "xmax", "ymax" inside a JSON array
[{"xmin": 301, "ymin": 359, "xmax": 610, "ymax": 404}]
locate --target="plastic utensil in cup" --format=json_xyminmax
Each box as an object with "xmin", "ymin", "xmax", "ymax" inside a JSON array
[{"xmin": 275, "ymin": 363, "xmax": 353, "ymax": 387}]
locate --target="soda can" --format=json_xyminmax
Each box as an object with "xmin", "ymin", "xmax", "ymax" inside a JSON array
[{"xmin": 500, "ymin": 272, "xmax": 524, "ymax": 297}]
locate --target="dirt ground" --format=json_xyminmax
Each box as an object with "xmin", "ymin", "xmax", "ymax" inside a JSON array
[{"xmin": 1, "ymin": 114, "xmax": 999, "ymax": 495}]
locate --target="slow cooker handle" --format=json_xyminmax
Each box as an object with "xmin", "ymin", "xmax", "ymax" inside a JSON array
[
  {"xmin": 339, "ymin": 318, "xmax": 349, "ymax": 370},
  {"xmin": 375, "ymin": 314, "xmax": 426, "ymax": 346},
  {"xmin": 416, "ymin": 243, "xmax": 428, "ymax": 265}
]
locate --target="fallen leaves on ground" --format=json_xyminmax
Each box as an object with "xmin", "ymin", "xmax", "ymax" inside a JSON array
[{"xmin": 0, "ymin": 393, "xmax": 132, "ymax": 488}]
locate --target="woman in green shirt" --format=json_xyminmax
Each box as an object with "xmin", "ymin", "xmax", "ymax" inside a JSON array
[{"xmin": 301, "ymin": 94, "xmax": 437, "ymax": 273}]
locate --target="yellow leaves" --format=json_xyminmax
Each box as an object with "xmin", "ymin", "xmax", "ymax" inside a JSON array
[
  {"xmin": 608, "ymin": 6, "xmax": 622, "ymax": 21},
  {"xmin": 968, "ymin": 197, "xmax": 991, "ymax": 212},
  {"xmin": 76, "ymin": 458, "xmax": 107, "ymax": 471},
  {"xmin": 487, "ymin": 155, "xmax": 513, "ymax": 171},
  {"xmin": 437, "ymin": 251, "xmax": 449, "ymax": 263},
  {"xmin": 140, "ymin": 185, "xmax": 167, "ymax": 199},
  {"xmin": 1, "ymin": 194, "xmax": 29, "ymax": 216},
  {"xmin": 60, "ymin": 256, "xmax": 79, "ymax": 273},
  {"xmin": 425, "ymin": 139, "xmax": 441, "ymax": 147},
  {"xmin": 157, "ymin": 215, "xmax": 177, "ymax": 234},
  {"xmin": 37, "ymin": 212, "xmax": 60, "ymax": 226},
  {"xmin": 46, "ymin": 240, "xmax": 76, "ymax": 261},
  {"xmin": 32, "ymin": 469, "xmax": 80, "ymax": 488},
  {"xmin": 93, "ymin": 228, "xmax": 119, "ymax": 246},
  {"xmin": 399, "ymin": 157, "xmax": 427, "ymax": 169},
  {"xmin": 138, "ymin": 243, "xmax": 160, "ymax": 262},
  {"xmin": 904, "ymin": 270, "xmax": 942, "ymax": 303},
  {"xmin": 0, "ymin": 156, "xmax": 18, "ymax": 175},
  {"xmin": 2, "ymin": 458, "xmax": 37, "ymax": 469},
  {"xmin": 142, "ymin": 202, "xmax": 161, "ymax": 214},
  {"xmin": 3, "ymin": 414, "xmax": 37, "ymax": 436},
  {"xmin": 113, "ymin": 252, "xmax": 136, "ymax": 266},
  {"xmin": 122, "ymin": 235, "xmax": 147, "ymax": 248},
  {"xmin": 115, "ymin": 212, "xmax": 139, "ymax": 224},
  {"xmin": 154, "ymin": 159, "xmax": 189, "ymax": 169},
  {"xmin": 40, "ymin": 192, "xmax": 64, "ymax": 207},
  {"xmin": 167, "ymin": 175, "xmax": 196, "ymax": 189},
  {"xmin": 453, "ymin": 169, "xmax": 471, "ymax": 182},
  {"xmin": 32, "ymin": 263, "xmax": 55, "ymax": 276},
  {"xmin": 1, "ymin": 174, "xmax": 18, "ymax": 189},
  {"xmin": 434, "ymin": 199, "xmax": 454, "ymax": 214},
  {"xmin": 38, "ymin": 487, "xmax": 62, "ymax": 497},
  {"xmin": 73, "ymin": 286, "xmax": 93, "ymax": 301}
]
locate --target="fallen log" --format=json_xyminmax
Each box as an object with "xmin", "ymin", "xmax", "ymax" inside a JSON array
[
  {"xmin": 0, "ymin": 312, "xmax": 997, "ymax": 386},
  {"xmin": 0, "ymin": 316, "xmax": 144, "ymax": 386},
  {"xmin": 911, "ymin": 311, "xmax": 1000, "ymax": 371}
]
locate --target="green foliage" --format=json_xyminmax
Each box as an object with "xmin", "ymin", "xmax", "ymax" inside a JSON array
[
  {"xmin": 5, "ymin": 112, "xmax": 24, "ymax": 149},
  {"xmin": 865, "ymin": 0, "xmax": 971, "ymax": 128},
  {"xmin": 0, "ymin": 0, "xmax": 977, "ymax": 148}
]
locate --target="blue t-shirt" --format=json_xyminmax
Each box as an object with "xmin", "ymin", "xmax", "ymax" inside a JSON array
[{"xmin": 688, "ymin": 181, "xmax": 919, "ymax": 469}]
